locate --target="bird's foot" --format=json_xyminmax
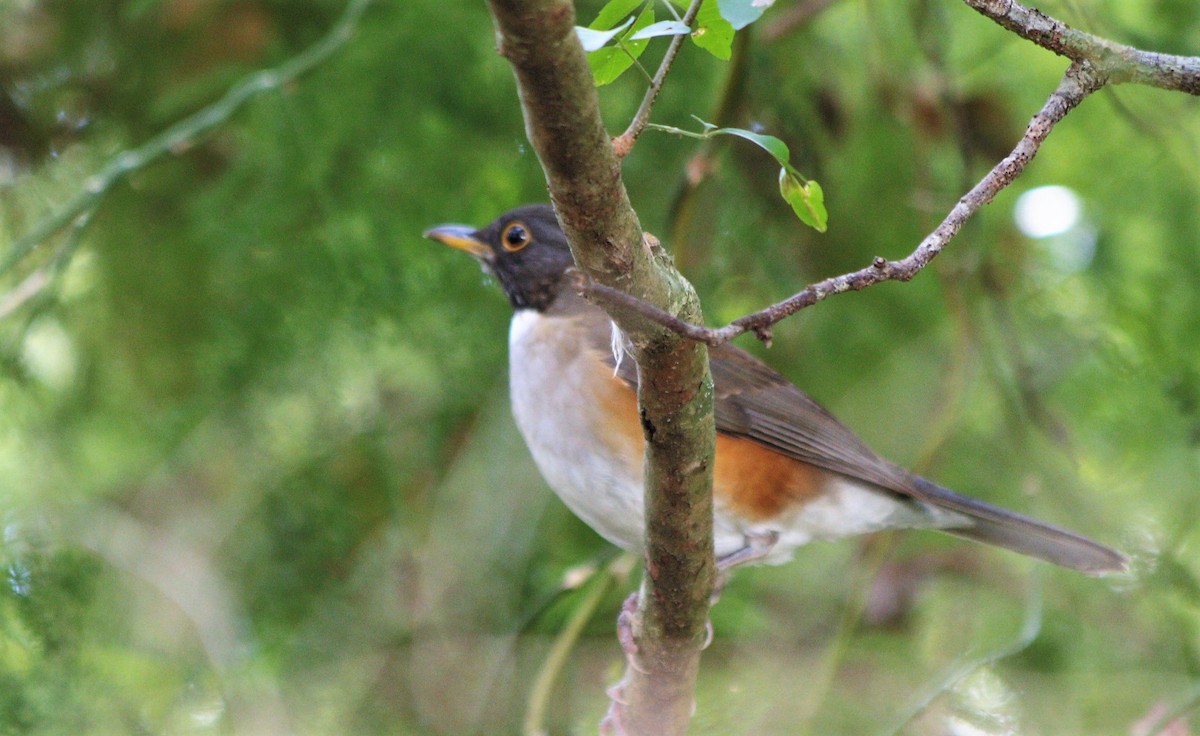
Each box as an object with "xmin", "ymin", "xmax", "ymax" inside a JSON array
[
  {"xmin": 602, "ymin": 590, "xmax": 713, "ymax": 734},
  {"xmin": 603, "ymin": 597, "xmax": 640, "ymax": 736},
  {"xmin": 615, "ymin": 592, "xmax": 647, "ymax": 674},
  {"xmin": 600, "ymin": 680, "xmax": 629, "ymax": 735}
]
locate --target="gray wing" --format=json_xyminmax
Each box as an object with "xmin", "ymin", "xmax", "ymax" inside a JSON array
[
  {"xmin": 603, "ymin": 327, "xmax": 910, "ymax": 488},
  {"xmin": 599, "ymin": 323, "xmax": 1126, "ymax": 574}
]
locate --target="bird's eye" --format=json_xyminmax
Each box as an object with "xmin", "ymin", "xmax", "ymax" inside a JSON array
[{"xmin": 501, "ymin": 222, "xmax": 531, "ymax": 252}]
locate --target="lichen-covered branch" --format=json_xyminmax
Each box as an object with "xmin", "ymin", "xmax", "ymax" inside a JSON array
[
  {"xmin": 484, "ymin": 1, "xmax": 716, "ymax": 734},
  {"xmin": 963, "ymin": 0, "xmax": 1200, "ymax": 95}
]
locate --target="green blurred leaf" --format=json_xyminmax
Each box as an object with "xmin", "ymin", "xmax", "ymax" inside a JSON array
[
  {"xmin": 717, "ymin": 0, "xmax": 775, "ymax": 30},
  {"xmin": 587, "ymin": 3, "xmax": 655, "ymax": 85},
  {"xmin": 690, "ymin": 0, "xmax": 735, "ymax": 59},
  {"xmin": 779, "ymin": 170, "xmax": 827, "ymax": 232},
  {"xmin": 591, "ymin": 0, "xmax": 645, "ymax": 29}
]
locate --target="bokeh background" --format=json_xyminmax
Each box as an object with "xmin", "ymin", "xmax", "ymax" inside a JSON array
[{"xmin": 1, "ymin": 0, "xmax": 1198, "ymax": 733}]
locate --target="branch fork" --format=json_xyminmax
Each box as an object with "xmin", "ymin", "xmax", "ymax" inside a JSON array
[{"xmin": 577, "ymin": 60, "xmax": 1105, "ymax": 348}]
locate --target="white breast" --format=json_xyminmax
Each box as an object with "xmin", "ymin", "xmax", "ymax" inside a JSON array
[{"xmin": 509, "ymin": 310, "xmax": 646, "ymax": 551}]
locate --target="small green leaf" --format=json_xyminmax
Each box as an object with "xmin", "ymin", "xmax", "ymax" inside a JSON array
[
  {"xmin": 576, "ymin": 17, "xmax": 635, "ymax": 52},
  {"xmin": 711, "ymin": 126, "xmax": 791, "ymax": 166},
  {"xmin": 779, "ymin": 170, "xmax": 827, "ymax": 232},
  {"xmin": 587, "ymin": 4, "xmax": 656, "ymax": 85},
  {"xmin": 647, "ymin": 118, "xmax": 828, "ymax": 232},
  {"xmin": 717, "ymin": 0, "xmax": 774, "ymax": 30},
  {"xmin": 690, "ymin": 0, "xmax": 735, "ymax": 60},
  {"xmin": 629, "ymin": 20, "xmax": 691, "ymax": 40}
]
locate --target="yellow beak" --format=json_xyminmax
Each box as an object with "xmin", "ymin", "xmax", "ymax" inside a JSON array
[{"xmin": 423, "ymin": 224, "xmax": 491, "ymax": 259}]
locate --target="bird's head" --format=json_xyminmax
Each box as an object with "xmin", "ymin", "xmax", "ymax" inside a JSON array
[{"xmin": 424, "ymin": 204, "xmax": 574, "ymax": 312}]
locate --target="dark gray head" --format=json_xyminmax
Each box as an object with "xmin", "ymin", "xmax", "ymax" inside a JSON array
[{"xmin": 424, "ymin": 204, "xmax": 575, "ymax": 312}]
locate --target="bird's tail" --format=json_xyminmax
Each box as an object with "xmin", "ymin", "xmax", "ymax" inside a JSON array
[{"xmin": 910, "ymin": 477, "xmax": 1128, "ymax": 575}]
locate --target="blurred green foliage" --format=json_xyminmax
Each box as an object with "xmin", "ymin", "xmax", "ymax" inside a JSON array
[{"xmin": 0, "ymin": 0, "xmax": 1198, "ymax": 733}]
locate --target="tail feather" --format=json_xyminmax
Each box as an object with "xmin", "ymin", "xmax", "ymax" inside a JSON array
[{"xmin": 910, "ymin": 477, "xmax": 1128, "ymax": 576}]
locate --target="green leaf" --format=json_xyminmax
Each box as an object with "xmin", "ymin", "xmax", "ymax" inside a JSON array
[
  {"xmin": 690, "ymin": 0, "xmax": 735, "ymax": 60},
  {"xmin": 709, "ymin": 125, "xmax": 790, "ymax": 166},
  {"xmin": 629, "ymin": 20, "xmax": 691, "ymax": 40},
  {"xmin": 717, "ymin": 0, "xmax": 774, "ymax": 30},
  {"xmin": 779, "ymin": 170, "xmax": 828, "ymax": 232},
  {"xmin": 587, "ymin": 4, "xmax": 655, "ymax": 85},
  {"xmin": 647, "ymin": 118, "xmax": 827, "ymax": 232},
  {"xmin": 591, "ymin": 0, "xmax": 645, "ymax": 29},
  {"xmin": 576, "ymin": 17, "xmax": 635, "ymax": 52}
]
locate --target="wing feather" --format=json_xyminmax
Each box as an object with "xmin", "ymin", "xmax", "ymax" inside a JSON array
[{"xmin": 590, "ymin": 315, "xmax": 1125, "ymax": 573}]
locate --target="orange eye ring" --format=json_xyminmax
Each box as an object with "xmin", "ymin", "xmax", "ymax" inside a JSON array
[{"xmin": 501, "ymin": 221, "xmax": 531, "ymax": 252}]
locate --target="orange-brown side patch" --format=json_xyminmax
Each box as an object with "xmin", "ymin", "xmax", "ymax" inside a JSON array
[
  {"xmin": 591, "ymin": 363, "xmax": 645, "ymax": 460},
  {"xmin": 714, "ymin": 435, "xmax": 828, "ymax": 521},
  {"xmin": 586, "ymin": 358, "xmax": 827, "ymax": 522}
]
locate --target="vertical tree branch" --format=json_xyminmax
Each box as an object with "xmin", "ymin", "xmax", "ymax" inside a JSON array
[{"xmin": 484, "ymin": 1, "xmax": 716, "ymax": 733}]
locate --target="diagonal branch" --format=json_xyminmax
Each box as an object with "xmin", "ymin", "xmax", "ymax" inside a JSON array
[
  {"xmin": 963, "ymin": 0, "xmax": 1200, "ymax": 95},
  {"xmin": 614, "ymin": 0, "xmax": 705, "ymax": 157},
  {"xmin": 0, "ymin": 0, "xmax": 373, "ymax": 283},
  {"xmin": 0, "ymin": 209, "xmax": 93, "ymax": 320},
  {"xmin": 576, "ymin": 61, "xmax": 1105, "ymax": 347}
]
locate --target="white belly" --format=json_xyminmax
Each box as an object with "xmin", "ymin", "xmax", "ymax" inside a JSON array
[{"xmin": 509, "ymin": 310, "xmax": 646, "ymax": 551}]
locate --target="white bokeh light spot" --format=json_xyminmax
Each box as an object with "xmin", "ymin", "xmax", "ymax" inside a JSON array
[{"xmin": 1013, "ymin": 185, "xmax": 1082, "ymax": 238}]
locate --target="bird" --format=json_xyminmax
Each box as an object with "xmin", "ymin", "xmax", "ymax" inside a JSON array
[{"xmin": 424, "ymin": 204, "xmax": 1126, "ymax": 576}]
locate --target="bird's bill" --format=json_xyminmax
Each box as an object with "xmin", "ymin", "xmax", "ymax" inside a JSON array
[{"xmin": 423, "ymin": 224, "xmax": 491, "ymax": 259}]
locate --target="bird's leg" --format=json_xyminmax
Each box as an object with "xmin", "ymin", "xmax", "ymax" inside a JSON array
[
  {"xmin": 711, "ymin": 530, "xmax": 780, "ymax": 604},
  {"xmin": 714, "ymin": 529, "xmax": 780, "ymax": 596},
  {"xmin": 716, "ymin": 530, "xmax": 781, "ymax": 571},
  {"xmin": 600, "ymin": 682, "xmax": 629, "ymax": 736}
]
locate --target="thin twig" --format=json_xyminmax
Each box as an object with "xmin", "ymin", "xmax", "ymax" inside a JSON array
[
  {"xmin": 962, "ymin": 0, "xmax": 1200, "ymax": 95},
  {"xmin": 666, "ymin": 28, "xmax": 751, "ymax": 269},
  {"xmin": 0, "ymin": 0, "xmax": 372, "ymax": 282},
  {"xmin": 0, "ymin": 209, "xmax": 93, "ymax": 320},
  {"xmin": 569, "ymin": 268, "xmax": 721, "ymax": 343},
  {"xmin": 576, "ymin": 61, "xmax": 1104, "ymax": 347},
  {"xmin": 614, "ymin": 0, "xmax": 704, "ymax": 157}
]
